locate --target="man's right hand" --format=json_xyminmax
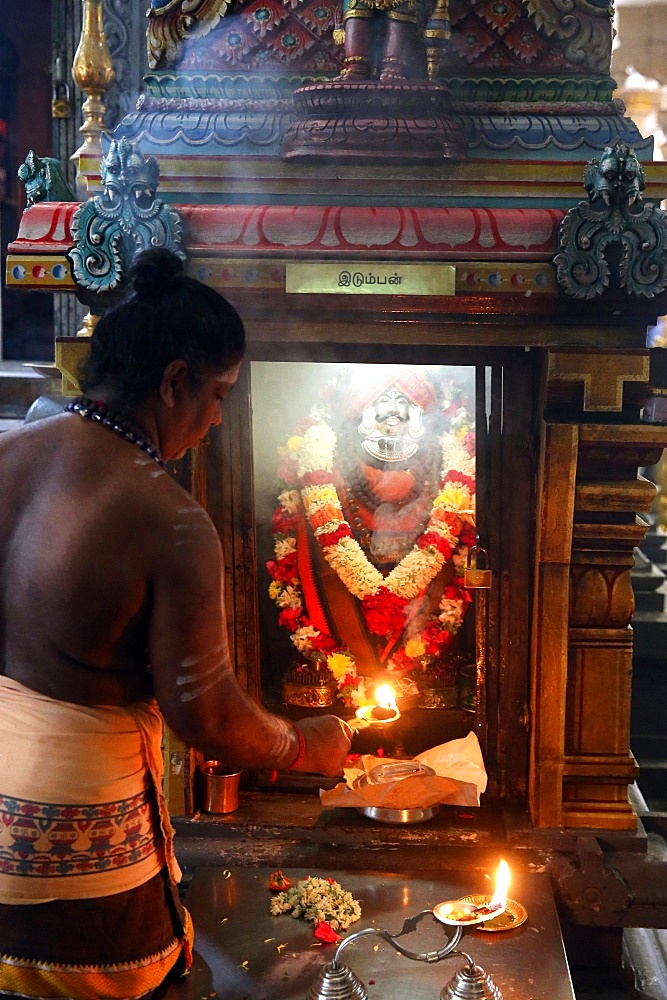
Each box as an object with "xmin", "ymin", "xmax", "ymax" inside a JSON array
[{"xmin": 294, "ymin": 716, "xmax": 353, "ymax": 776}]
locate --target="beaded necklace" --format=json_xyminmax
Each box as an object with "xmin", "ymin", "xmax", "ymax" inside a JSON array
[{"xmin": 65, "ymin": 396, "xmax": 166, "ymax": 469}]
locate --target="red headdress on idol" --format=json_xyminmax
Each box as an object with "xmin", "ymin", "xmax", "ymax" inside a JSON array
[{"xmin": 342, "ymin": 365, "xmax": 438, "ymax": 419}]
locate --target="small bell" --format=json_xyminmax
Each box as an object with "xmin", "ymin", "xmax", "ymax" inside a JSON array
[
  {"xmin": 307, "ymin": 959, "xmax": 368, "ymax": 1000},
  {"xmin": 441, "ymin": 957, "xmax": 504, "ymax": 999},
  {"xmin": 464, "ymin": 545, "xmax": 492, "ymax": 589}
]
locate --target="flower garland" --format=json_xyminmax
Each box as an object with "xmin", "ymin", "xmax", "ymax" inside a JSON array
[{"xmin": 267, "ymin": 396, "xmax": 476, "ymax": 707}]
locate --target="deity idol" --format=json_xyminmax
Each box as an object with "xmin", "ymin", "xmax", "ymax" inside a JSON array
[
  {"xmin": 334, "ymin": 0, "xmax": 451, "ymax": 81},
  {"xmin": 267, "ymin": 366, "xmax": 476, "ymax": 710}
]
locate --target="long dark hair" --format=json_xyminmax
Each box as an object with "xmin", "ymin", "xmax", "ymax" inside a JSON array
[{"xmin": 79, "ymin": 248, "xmax": 246, "ymax": 405}]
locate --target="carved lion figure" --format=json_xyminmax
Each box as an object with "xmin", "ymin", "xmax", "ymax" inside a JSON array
[{"xmin": 17, "ymin": 151, "xmax": 75, "ymax": 209}]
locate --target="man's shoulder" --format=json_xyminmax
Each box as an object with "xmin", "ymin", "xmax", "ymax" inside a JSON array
[{"xmin": 146, "ymin": 483, "xmax": 221, "ymax": 555}]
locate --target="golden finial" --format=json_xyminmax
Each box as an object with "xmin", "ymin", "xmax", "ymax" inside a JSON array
[{"xmin": 71, "ymin": 0, "xmax": 115, "ymax": 196}]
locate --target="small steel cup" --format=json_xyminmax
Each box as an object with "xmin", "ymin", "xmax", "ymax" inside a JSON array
[{"xmin": 198, "ymin": 761, "xmax": 242, "ymax": 814}]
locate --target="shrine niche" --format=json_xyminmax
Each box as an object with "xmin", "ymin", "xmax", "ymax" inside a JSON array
[{"xmin": 256, "ymin": 363, "xmax": 476, "ymax": 714}]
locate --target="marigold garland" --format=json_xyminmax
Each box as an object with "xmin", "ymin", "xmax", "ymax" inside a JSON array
[{"xmin": 267, "ymin": 392, "xmax": 476, "ymax": 707}]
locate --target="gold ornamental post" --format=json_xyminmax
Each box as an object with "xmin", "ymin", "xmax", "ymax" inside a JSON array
[{"xmin": 71, "ymin": 0, "xmax": 115, "ymax": 198}]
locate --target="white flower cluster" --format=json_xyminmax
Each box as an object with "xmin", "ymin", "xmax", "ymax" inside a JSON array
[
  {"xmin": 269, "ymin": 876, "xmax": 362, "ymax": 930},
  {"xmin": 296, "ymin": 422, "xmax": 337, "ymax": 478},
  {"xmin": 440, "ymin": 431, "xmax": 475, "ymax": 484}
]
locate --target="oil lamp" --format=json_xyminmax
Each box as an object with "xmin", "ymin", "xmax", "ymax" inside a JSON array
[
  {"xmin": 349, "ymin": 683, "xmax": 400, "ymax": 731},
  {"xmin": 433, "ymin": 860, "xmax": 511, "ymax": 927},
  {"xmin": 307, "ymin": 863, "xmax": 512, "ymax": 1000}
]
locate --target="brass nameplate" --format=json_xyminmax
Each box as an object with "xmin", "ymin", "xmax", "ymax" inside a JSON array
[{"xmin": 286, "ymin": 262, "xmax": 456, "ymax": 296}]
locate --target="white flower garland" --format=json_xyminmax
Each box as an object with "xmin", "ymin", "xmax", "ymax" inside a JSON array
[{"xmin": 298, "ymin": 417, "xmax": 474, "ymax": 601}]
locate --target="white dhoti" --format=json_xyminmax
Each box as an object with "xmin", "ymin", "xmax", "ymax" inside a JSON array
[{"xmin": 0, "ymin": 674, "xmax": 181, "ymax": 903}]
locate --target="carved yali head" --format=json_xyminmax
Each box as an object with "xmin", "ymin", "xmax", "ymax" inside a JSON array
[
  {"xmin": 584, "ymin": 142, "xmax": 646, "ymax": 208},
  {"xmin": 17, "ymin": 150, "xmax": 75, "ymax": 208},
  {"xmin": 70, "ymin": 137, "xmax": 185, "ymax": 293},
  {"xmin": 101, "ymin": 138, "xmax": 160, "ymax": 211}
]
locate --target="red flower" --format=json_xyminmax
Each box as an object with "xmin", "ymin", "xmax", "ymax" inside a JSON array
[
  {"xmin": 443, "ymin": 470, "xmax": 475, "ymax": 494},
  {"xmin": 299, "ymin": 470, "xmax": 333, "ymax": 487},
  {"xmin": 463, "ymin": 431, "xmax": 476, "ymax": 456},
  {"xmin": 314, "ymin": 921, "xmax": 342, "ymax": 944},
  {"xmin": 391, "ymin": 647, "xmax": 413, "ymax": 670},
  {"xmin": 272, "ymin": 507, "xmax": 297, "ymax": 535},
  {"xmin": 310, "ymin": 632, "xmax": 338, "ymax": 654},
  {"xmin": 448, "ymin": 577, "xmax": 474, "ymax": 603},
  {"xmin": 433, "ymin": 509, "xmax": 462, "ymax": 533},
  {"xmin": 278, "ymin": 607, "xmax": 302, "ymax": 630},
  {"xmin": 361, "ymin": 588, "xmax": 408, "ymax": 636},
  {"xmin": 422, "ymin": 619, "xmax": 454, "ymax": 654},
  {"xmin": 418, "ymin": 531, "xmax": 453, "ymax": 561},
  {"xmin": 460, "ymin": 523, "xmax": 476, "ymax": 547},
  {"xmin": 317, "ymin": 524, "xmax": 353, "ymax": 548},
  {"xmin": 268, "ymin": 870, "xmax": 291, "ymax": 891},
  {"xmin": 266, "ymin": 553, "xmax": 298, "ymax": 583}
]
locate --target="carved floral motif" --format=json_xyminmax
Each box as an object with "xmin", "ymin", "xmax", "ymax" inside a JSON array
[
  {"xmin": 147, "ymin": 0, "xmax": 232, "ymax": 69},
  {"xmin": 524, "ymin": 0, "xmax": 613, "ymax": 74}
]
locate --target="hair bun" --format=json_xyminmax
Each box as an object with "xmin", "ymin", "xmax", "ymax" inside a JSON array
[{"xmin": 130, "ymin": 248, "xmax": 185, "ymax": 298}]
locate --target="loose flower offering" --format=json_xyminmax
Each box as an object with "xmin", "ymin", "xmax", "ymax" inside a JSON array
[
  {"xmin": 268, "ymin": 870, "xmax": 291, "ymax": 891},
  {"xmin": 269, "ymin": 875, "xmax": 362, "ymax": 931}
]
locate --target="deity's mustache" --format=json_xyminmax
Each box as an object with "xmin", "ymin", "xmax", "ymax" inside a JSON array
[{"xmin": 358, "ymin": 402, "xmax": 425, "ymax": 441}]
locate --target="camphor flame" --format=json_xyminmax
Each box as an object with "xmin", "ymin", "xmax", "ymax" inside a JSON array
[
  {"xmin": 353, "ymin": 683, "xmax": 400, "ymax": 727},
  {"xmin": 374, "ymin": 684, "xmax": 398, "ymax": 713},
  {"xmin": 489, "ymin": 860, "xmax": 511, "ymax": 909}
]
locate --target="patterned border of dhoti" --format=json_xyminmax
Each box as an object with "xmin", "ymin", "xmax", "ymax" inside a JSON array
[{"xmin": 0, "ymin": 907, "xmax": 193, "ymax": 1000}]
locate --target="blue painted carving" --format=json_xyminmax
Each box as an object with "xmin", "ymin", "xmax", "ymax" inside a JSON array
[
  {"xmin": 115, "ymin": 99, "xmax": 652, "ymax": 165},
  {"xmin": 69, "ymin": 138, "xmax": 185, "ymax": 292},
  {"xmin": 554, "ymin": 142, "xmax": 667, "ymax": 299},
  {"xmin": 461, "ymin": 113, "xmax": 651, "ymax": 157},
  {"xmin": 17, "ymin": 151, "xmax": 75, "ymax": 208}
]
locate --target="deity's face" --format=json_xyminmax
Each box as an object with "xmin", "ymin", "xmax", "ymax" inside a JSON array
[
  {"xmin": 371, "ymin": 389, "xmax": 411, "ymax": 435},
  {"xmin": 358, "ymin": 385, "xmax": 424, "ymax": 463}
]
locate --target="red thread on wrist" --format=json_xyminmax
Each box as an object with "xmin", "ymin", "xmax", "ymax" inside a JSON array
[{"xmin": 287, "ymin": 725, "xmax": 306, "ymax": 770}]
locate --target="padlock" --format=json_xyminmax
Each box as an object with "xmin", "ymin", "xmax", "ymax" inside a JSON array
[{"xmin": 464, "ymin": 544, "xmax": 492, "ymax": 588}]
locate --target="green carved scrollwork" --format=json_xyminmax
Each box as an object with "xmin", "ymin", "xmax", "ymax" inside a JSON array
[
  {"xmin": 524, "ymin": 0, "xmax": 613, "ymax": 75},
  {"xmin": 554, "ymin": 142, "xmax": 667, "ymax": 299},
  {"xmin": 69, "ymin": 138, "xmax": 185, "ymax": 293},
  {"xmin": 18, "ymin": 151, "xmax": 75, "ymax": 209}
]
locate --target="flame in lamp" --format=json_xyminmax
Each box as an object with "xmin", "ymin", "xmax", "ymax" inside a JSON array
[
  {"xmin": 490, "ymin": 860, "xmax": 510, "ymax": 909},
  {"xmin": 352, "ymin": 684, "xmax": 400, "ymax": 729},
  {"xmin": 374, "ymin": 684, "xmax": 398, "ymax": 713}
]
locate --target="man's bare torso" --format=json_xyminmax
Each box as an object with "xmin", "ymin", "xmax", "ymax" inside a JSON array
[{"xmin": 0, "ymin": 412, "xmax": 190, "ymax": 707}]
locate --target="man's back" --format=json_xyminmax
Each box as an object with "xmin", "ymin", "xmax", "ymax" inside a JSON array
[{"xmin": 0, "ymin": 412, "xmax": 191, "ymax": 706}]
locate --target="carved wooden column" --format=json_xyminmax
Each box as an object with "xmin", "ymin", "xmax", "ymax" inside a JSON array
[
  {"xmin": 566, "ymin": 424, "xmax": 665, "ymax": 828},
  {"xmin": 530, "ymin": 421, "xmax": 578, "ymax": 828},
  {"xmin": 531, "ymin": 346, "xmax": 667, "ymax": 829}
]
